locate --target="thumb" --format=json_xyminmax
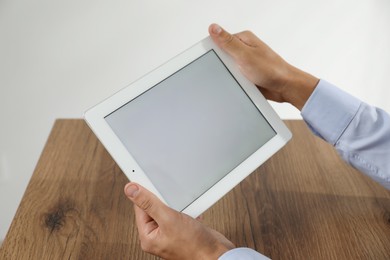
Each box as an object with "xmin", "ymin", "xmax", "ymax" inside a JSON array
[
  {"xmin": 208, "ymin": 23, "xmax": 246, "ymax": 60},
  {"xmin": 124, "ymin": 183, "xmax": 169, "ymax": 221}
]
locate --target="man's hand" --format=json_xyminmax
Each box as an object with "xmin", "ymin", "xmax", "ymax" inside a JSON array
[
  {"xmin": 124, "ymin": 183, "xmax": 235, "ymax": 260},
  {"xmin": 209, "ymin": 23, "xmax": 319, "ymax": 110}
]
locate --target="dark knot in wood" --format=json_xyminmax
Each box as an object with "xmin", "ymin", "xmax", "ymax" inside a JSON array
[
  {"xmin": 43, "ymin": 199, "xmax": 76, "ymax": 234},
  {"xmin": 45, "ymin": 209, "xmax": 65, "ymax": 233},
  {"xmin": 385, "ymin": 211, "xmax": 390, "ymax": 225}
]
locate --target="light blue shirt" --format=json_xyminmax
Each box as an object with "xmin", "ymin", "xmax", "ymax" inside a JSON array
[
  {"xmin": 219, "ymin": 79, "xmax": 390, "ymax": 260},
  {"xmin": 302, "ymin": 80, "xmax": 390, "ymax": 189}
]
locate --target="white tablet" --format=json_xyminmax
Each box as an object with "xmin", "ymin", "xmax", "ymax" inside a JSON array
[{"xmin": 84, "ymin": 36, "xmax": 292, "ymax": 217}]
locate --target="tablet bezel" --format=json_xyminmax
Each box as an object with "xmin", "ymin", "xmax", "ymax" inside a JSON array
[{"xmin": 84, "ymin": 36, "xmax": 292, "ymax": 217}]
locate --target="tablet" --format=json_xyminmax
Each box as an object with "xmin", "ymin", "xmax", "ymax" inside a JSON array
[{"xmin": 84, "ymin": 36, "xmax": 292, "ymax": 217}]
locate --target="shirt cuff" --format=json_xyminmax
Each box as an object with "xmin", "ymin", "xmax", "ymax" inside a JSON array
[
  {"xmin": 301, "ymin": 79, "xmax": 362, "ymax": 145},
  {"xmin": 219, "ymin": 248, "xmax": 270, "ymax": 260}
]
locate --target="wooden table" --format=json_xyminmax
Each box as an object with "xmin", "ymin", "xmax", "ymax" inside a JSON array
[{"xmin": 1, "ymin": 120, "xmax": 389, "ymax": 259}]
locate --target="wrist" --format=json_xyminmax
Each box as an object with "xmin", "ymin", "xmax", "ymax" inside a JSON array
[
  {"xmin": 204, "ymin": 247, "xmax": 231, "ymax": 260},
  {"xmin": 198, "ymin": 240, "xmax": 234, "ymax": 260},
  {"xmin": 213, "ymin": 243, "xmax": 234, "ymax": 259},
  {"xmin": 281, "ymin": 65, "xmax": 319, "ymax": 110}
]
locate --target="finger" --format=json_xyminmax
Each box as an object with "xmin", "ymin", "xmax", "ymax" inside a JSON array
[
  {"xmin": 208, "ymin": 23, "xmax": 247, "ymax": 60},
  {"xmin": 257, "ymin": 86, "xmax": 283, "ymax": 103},
  {"xmin": 134, "ymin": 205, "xmax": 159, "ymax": 236},
  {"xmin": 195, "ymin": 214, "xmax": 204, "ymax": 222},
  {"xmin": 124, "ymin": 182, "xmax": 171, "ymax": 223},
  {"xmin": 234, "ymin": 30, "xmax": 261, "ymax": 48}
]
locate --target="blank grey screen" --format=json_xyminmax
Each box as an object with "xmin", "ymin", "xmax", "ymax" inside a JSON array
[{"xmin": 105, "ymin": 50, "xmax": 276, "ymax": 211}]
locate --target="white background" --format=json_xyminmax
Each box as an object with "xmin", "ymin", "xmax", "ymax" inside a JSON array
[{"xmin": 0, "ymin": 0, "xmax": 389, "ymax": 241}]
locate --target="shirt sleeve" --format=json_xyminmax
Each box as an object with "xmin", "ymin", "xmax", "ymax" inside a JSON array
[
  {"xmin": 301, "ymin": 79, "xmax": 390, "ymax": 189},
  {"xmin": 219, "ymin": 248, "xmax": 270, "ymax": 260}
]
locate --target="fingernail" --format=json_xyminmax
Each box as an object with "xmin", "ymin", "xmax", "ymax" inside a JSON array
[
  {"xmin": 212, "ymin": 24, "xmax": 222, "ymax": 35},
  {"xmin": 126, "ymin": 184, "xmax": 139, "ymax": 198}
]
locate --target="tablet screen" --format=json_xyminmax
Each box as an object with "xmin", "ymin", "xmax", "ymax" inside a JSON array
[{"xmin": 105, "ymin": 50, "xmax": 276, "ymax": 211}]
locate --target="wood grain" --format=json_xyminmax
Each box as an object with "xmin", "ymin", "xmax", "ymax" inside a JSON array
[{"xmin": 0, "ymin": 120, "xmax": 389, "ymax": 259}]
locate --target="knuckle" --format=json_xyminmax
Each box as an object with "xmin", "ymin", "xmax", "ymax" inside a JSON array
[
  {"xmin": 138, "ymin": 198, "xmax": 153, "ymax": 212},
  {"xmin": 222, "ymin": 33, "xmax": 235, "ymax": 45},
  {"xmin": 242, "ymin": 30, "xmax": 252, "ymax": 35}
]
